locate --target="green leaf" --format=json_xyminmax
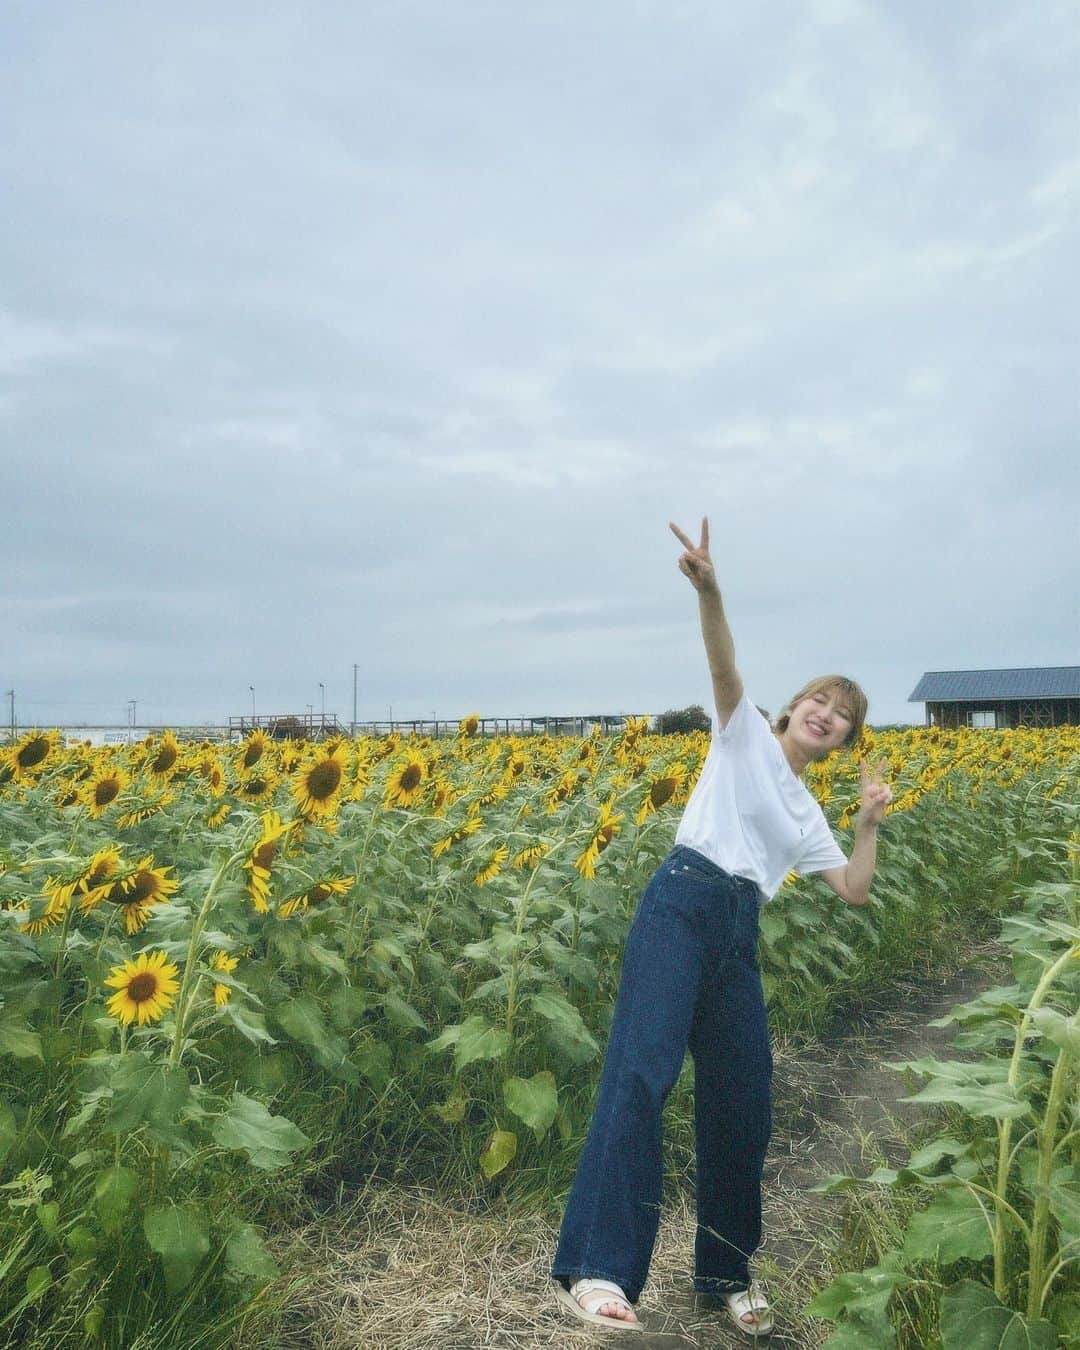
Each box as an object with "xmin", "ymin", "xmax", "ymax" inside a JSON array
[
  {"xmin": 221, "ymin": 1003, "xmax": 277, "ymax": 1045},
  {"xmin": 144, "ymin": 1203, "xmax": 210, "ymax": 1296},
  {"xmin": 225, "ymin": 1222, "xmax": 279, "ymax": 1284},
  {"xmin": 939, "ymin": 1279, "xmax": 1057, "ymax": 1349},
  {"xmin": 35, "ymin": 1202, "xmax": 60, "ymax": 1239},
  {"xmin": 821, "ymin": 1309, "xmax": 897, "ymax": 1348},
  {"xmin": 503, "ymin": 1072, "xmax": 558, "ymax": 1142},
  {"xmin": 94, "ymin": 1165, "xmax": 139, "ymax": 1236},
  {"xmin": 274, "ymin": 995, "xmax": 328, "ymax": 1046},
  {"xmin": 900, "ymin": 1078, "xmax": 1029, "ymax": 1120},
  {"xmin": 479, "ymin": 1128, "xmax": 517, "ymax": 1179},
  {"xmin": 0, "ymin": 1015, "xmax": 43, "ymax": 1061},
  {"xmin": 25, "ymin": 1265, "xmax": 51, "ymax": 1301},
  {"xmin": 433, "ymin": 1091, "xmax": 468, "ymax": 1124},
  {"xmin": 1030, "ymin": 1006, "xmax": 1080, "ymax": 1055},
  {"xmin": 0, "ymin": 1098, "xmax": 16, "ymax": 1163},
  {"xmin": 529, "ymin": 991, "xmax": 599, "ymax": 1058},
  {"xmin": 1045, "ymin": 1180, "xmax": 1080, "ymax": 1245},
  {"xmin": 382, "ymin": 994, "xmax": 427, "ymax": 1032},
  {"xmin": 211, "ymin": 1092, "xmax": 311, "ymax": 1170},
  {"xmin": 806, "ymin": 1252, "xmax": 907, "ymax": 1320},
  {"xmin": 902, "ymin": 1186, "xmax": 994, "ymax": 1264},
  {"xmin": 106, "ymin": 1056, "xmax": 190, "ymax": 1133},
  {"xmin": 428, "ymin": 1015, "xmax": 511, "ymax": 1070}
]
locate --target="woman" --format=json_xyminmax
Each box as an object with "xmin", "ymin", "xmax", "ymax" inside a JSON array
[{"xmin": 550, "ymin": 517, "xmax": 892, "ymax": 1337}]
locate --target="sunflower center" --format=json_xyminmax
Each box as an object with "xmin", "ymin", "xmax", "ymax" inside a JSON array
[
  {"xmin": 307, "ymin": 760, "xmax": 343, "ymax": 800},
  {"xmin": 400, "ymin": 764, "xmax": 422, "ymax": 791},
  {"xmin": 127, "ymin": 870, "xmax": 157, "ymax": 904},
  {"xmin": 253, "ymin": 843, "xmax": 276, "ymax": 870},
  {"xmin": 151, "ymin": 746, "xmax": 178, "ymax": 774},
  {"xmin": 244, "ymin": 777, "xmax": 269, "ymax": 795},
  {"xmin": 309, "ymin": 884, "xmax": 331, "ymax": 904},
  {"xmin": 95, "ymin": 778, "xmax": 121, "ymax": 806},
  {"xmin": 127, "ymin": 972, "xmax": 159, "ymax": 1004},
  {"xmin": 650, "ymin": 778, "xmax": 677, "ymax": 808},
  {"xmin": 243, "ymin": 743, "xmax": 264, "ymax": 768},
  {"xmin": 18, "ymin": 737, "xmax": 50, "ymax": 769}
]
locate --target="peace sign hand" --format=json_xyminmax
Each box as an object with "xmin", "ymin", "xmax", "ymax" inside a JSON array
[
  {"xmin": 857, "ymin": 757, "xmax": 893, "ymax": 827},
  {"xmin": 669, "ymin": 517, "xmax": 719, "ymax": 595}
]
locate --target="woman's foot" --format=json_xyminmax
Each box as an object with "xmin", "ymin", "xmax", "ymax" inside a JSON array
[
  {"xmin": 723, "ymin": 1285, "xmax": 773, "ymax": 1337},
  {"xmin": 554, "ymin": 1278, "xmax": 642, "ymax": 1330}
]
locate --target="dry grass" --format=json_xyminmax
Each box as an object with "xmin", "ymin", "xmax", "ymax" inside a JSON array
[{"xmin": 252, "ymin": 955, "xmax": 1006, "ymax": 1350}]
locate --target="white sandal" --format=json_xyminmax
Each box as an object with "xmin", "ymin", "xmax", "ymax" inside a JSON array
[
  {"xmin": 554, "ymin": 1278, "xmax": 643, "ymax": 1331},
  {"xmin": 723, "ymin": 1284, "xmax": 773, "ymax": 1337}
]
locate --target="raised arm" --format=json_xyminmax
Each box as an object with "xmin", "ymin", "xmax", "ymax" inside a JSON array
[{"xmin": 669, "ymin": 517, "xmax": 744, "ymax": 728}]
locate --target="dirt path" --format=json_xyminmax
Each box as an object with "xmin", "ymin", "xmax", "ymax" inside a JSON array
[{"xmin": 264, "ymin": 950, "xmax": 1006, "ymax": 1350}]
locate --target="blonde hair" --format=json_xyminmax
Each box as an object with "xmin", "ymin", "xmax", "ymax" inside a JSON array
[{"xmin": 774, "ymin": 674, "xmax": 868, "ymax": 751}]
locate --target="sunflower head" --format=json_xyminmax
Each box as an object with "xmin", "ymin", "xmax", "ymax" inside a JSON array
[
  {"xmin": 104, "ymin": 950, "xmax": 180, "ymax": 1026},
  {"xmin": 147, "ymin": 731, "xmax": 180, "ymax": 778},
  {"xmin": 292, "ymin": 747, "xmax": 347, "ymax": 818},
  {"xmin": 459, "ymin": 713, "xmax": 480, "ymax": 738},
  {"xmin": 83, "ymin": 767, "xmax": 130, "ymax": 818},
  {"xmin": 7, "ymin": 730, "xmax": 60, "ymax": 783},
  {"xmin": 385, "ymin": 756, "xmax": 426, "ymax": 809}
]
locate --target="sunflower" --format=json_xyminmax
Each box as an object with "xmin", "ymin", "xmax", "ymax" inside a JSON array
[
  {"xmin": 27, "ymin": 847, "xmax": 124, "ymax": 934},
  {"xmin": 210, "ymin": 949, "xmax": 239, "ymax": 1006},
  {"xmin": 236, "ymin": 770, "xmax": 278, "ymax": 804},
  {"xmin": 546, "ymin": 769, "xmax": 583, "ymax": 814},
  {"xmin": 278, "ymin": 875, "xmax": 355, "ymax": 919},
  {"xmin": 512, "ymin": 841, "xmax": 550, "ymax": 871},
  {"xmin": 459, "ymin": 713, "xmax": 480, "ymax": 737},
  {"xmin": 104, "ymin": 951, "xmax": 180, "ymax": 1026},
  {"xmin": 473, "ymin": 844, "xmax": 509, "ymax": 887},
  {"xmin": 82, "ymin": 855, "xmax": 179, "ymax": 934},
  {"xmin": 116, "ymin": 792, "xmax": 176, "ymax": 830},
  {"xmin": 146, "ymin": 730, "xmax": 180, "ymax": 779},
  {"xmin": 430, "ymin": 778, "xmax": 455, "ymax": 815},
  {"xmin": 432, "ymin": 815, "xmax": 482, "ymax": 858},
  {"xmin": 202, "ymin": 758, "xmax": 226, "ymax": 797},
  {"xmin": 238, "ymin": 729, "xmax": 269, "ymax": 772},
  {"xmin": 385, "ymin": 756, "xmax": 426, "ymax": 809},
  {"xmin": 83, "ymin": 767, "xmax": 129, "ymax": 819},
  {"xmin": 207, "ymin": 801, "xmax": 232, "ymax": 828},
  {"xmin": 278, "ymin": 742, "xmax": 303, "ymax": 774},
  {"xmin": 575, "ymin": 798, "xmax": 624, "ymax": 880},
  {"xmin": 635, "ymin": 762, "xmax": 689, "ymax": 825},
  {"xmin": 19, "ymin": 887, "xmax": 69, "ymax": 936},
  {"xmin": 6, "ymin": 730, "xmax": 59, "ymax": 783},
  {"xmin": 292, "ymin": 747, "xmax": 348, "ymax": 819},
  {"xmin": 244, "ymin": 811, "xmax": 293, "ymax": 912}
]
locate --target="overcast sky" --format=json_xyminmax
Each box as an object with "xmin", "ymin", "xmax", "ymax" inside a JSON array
[{"xmin": 3, "ymin": 0, "xmax": 1078, "ymax": 731}]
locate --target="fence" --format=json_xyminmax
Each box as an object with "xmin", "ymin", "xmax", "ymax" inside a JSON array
[{"xmin": 4, "ymin": 713, "xmax": 655, "ymax": 746}]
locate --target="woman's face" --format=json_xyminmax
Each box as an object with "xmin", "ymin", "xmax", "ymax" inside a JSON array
[{"xmin": 788, "ymin": 688, "xmax": 854, "ymax": 757}]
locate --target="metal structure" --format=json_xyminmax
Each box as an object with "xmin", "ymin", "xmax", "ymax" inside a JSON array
[{"xmin": 228, "ymin": 712, "xmax": 346, "ymax": 741}]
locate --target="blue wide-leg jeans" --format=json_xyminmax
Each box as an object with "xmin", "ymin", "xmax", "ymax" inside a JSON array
[{"xmin": 550, "ymin": 845, "xmax": 772, "ymax": 1304}]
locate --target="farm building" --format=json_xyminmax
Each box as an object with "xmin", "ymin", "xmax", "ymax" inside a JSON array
[{"xmin": 908, "ymin": 667, "xmax": 1080, "ymax": 729}]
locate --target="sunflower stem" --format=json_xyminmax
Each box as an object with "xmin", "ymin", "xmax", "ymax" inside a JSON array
[
  {"xmin": 993, "ymin": 942, "xmax": 1080, "ymax": 1299},
  {"xmin": 169, "ymin": 844, "xmax": 248, "ymax": 1068}
]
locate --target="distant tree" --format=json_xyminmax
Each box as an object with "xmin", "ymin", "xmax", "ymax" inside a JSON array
[{"xmin": 654, "ymin": 704, "xmax": 712, "ymax": 734}]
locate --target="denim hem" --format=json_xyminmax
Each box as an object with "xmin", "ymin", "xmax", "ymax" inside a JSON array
[
  {"xmin": 550, "ymin": 1266, "xmax": 641, "ymax": 1304},
  {"xmin": 693, "ymin": 1274, "xmax": 752, "ymax": 1296}
]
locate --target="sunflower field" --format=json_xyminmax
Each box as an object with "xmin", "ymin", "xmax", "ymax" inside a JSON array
[{"xmin": 0, "ymin": 719, "xmax": 1077, "ymax": 1347}]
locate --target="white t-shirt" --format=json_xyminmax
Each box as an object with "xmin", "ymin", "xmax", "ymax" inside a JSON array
[{"xmin": 674, "ymin": 690, "xmax": 847, "ymax": 903}]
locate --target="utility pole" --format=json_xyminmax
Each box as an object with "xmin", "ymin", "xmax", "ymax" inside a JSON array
[
  {"xmin": 5, "ymin": 690, "xmax": 13, "ymax": 742},
  {"xmin": 249, "ymin": 685, "xmax": 255, "ymax": 724},
  {"xmin": 352, "ymin": 663, "xmax": 358, "ymax": 738},
  {"xmin": 319, "ymin": 682, "xmax": 325, "ymax": 719}
]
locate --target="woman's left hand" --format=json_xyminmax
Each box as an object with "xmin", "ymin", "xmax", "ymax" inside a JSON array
[{"xmin": 857, "ymin": 757, "xmax": 893, "ymax": 827}]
